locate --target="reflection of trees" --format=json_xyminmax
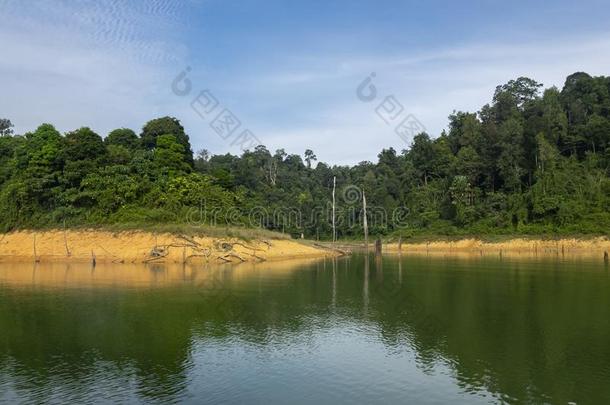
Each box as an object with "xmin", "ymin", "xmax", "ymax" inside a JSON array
[
  {"xmin": 363, "ymin": 256, "xmax": 610, "ymax": 404},
  {"xmin": 0, "ymin": 287, "xmax": 193, "ymax": 403},
  {"xmin": 0, "ymin": 256, "xmax": 609, "ymax": 403}
]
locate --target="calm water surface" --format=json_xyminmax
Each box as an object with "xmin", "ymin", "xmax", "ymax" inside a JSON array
[{"xmin": 0, "ymin": 254, "xmax": 609, "ymax": 404}]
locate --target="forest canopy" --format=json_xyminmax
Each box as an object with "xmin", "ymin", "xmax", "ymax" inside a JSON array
[{"xmin": 0, "ymin": 72, "xmax": 609, "ymax": 239}]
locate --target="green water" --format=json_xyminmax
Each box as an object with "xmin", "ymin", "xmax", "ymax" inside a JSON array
[{"xmin": 0, "ymin": 255, "xmax": 609, "ymax": 404}]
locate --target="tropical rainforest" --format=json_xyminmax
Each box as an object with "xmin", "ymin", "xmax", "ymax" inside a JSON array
[{"xmin": 0, "ymin": 72, "xmax": 608, "ymax": 239}]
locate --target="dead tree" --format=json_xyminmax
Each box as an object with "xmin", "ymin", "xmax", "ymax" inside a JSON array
[
  {"xmin": 332, "ymin": 176, "xmax": 336, "ymax": 243},
  {"xmin": 362, "ymin": 190, "xmax": 368, "ymax": 249}
]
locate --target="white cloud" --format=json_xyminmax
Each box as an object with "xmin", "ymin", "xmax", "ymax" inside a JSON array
[
  {"xmin": 221, "ymin": 34, "xmax": 610, "ymax": 164},
  {"xmin": 0, "ymin": 0, "xmax": 189, "ymax": 136},
  {"xmin": 1, "ymin": 0, "xmax": 609, "ymax": 165}
]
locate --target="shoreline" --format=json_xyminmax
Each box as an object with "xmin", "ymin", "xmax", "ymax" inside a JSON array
[
  {"xmin": 384, "ymin": 237, "xmax": 610, "ymax": 257},
  {"xmin": 316, "ymin": 237, "xmax": 610, "ymax": 259},
  {"xmin": 0, "ymin": 230, "xmax": 338, "ymax": 264},
  {"xmin": 0, "ymin": 230, "xmax": 607, "ymax": 264}
]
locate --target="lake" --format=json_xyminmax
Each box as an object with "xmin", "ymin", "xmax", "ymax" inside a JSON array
[{"xmin": 0, "ymin": 254, "xmax": 608, "ymax": 404}]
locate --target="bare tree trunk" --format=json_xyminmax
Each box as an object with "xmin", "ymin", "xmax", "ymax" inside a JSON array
[
  {"xmin": 362, "ymin": 190, "xmax": 368, "ymax": 249},
  {"xmin": 332, "ymin": 176, "xmax": 336, "ymax": 243},
  {"xmin": 33, "ymin": 233, "xmax": 38, "ymax": 262},
  {"xmin": 63, "ymin": 219, "xmax": 71, "ymax": 257}
]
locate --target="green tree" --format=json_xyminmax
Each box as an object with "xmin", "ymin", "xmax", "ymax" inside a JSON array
[
  {"xmin": 62, "ymin": 127, "xmax": 106, "ymax": 188},
  {"xmin": 304, "ymin": 149, "xmax": 317, "ymax": 169},
  {"xmin": 0, "ymin": 118, "xmax": 13, "ymax": 136},
  {"xmin": 497, "ymin": 118, "xmax": 525, "ymax": 191},
  {"xmin": 154, "ymin": 134, "xmax": 191, "ymax": 176},
  {"xmin": 141, "ymin": 117, "xmax": 194, "ymax": 166},
  {"xmin": 106, "ymin": 128, "xmax": 140, "ymax": 150},
  {"xmin": 409, "ymin": 133, "xmax": 435, "ymax": 185}
]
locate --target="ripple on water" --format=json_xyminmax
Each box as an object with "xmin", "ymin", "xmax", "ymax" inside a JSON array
[{"xmin": 1, "ymin": 256, "xmax": 609, "ymax": 404}]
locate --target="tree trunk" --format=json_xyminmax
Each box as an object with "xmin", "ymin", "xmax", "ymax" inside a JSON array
[
  {"xmin": 332, "ymin": 176, "xmax": 336, "ymax": 243},
  {"xmin": 362, "ymin": 190, "xmax": 368, "ymax": 249}
]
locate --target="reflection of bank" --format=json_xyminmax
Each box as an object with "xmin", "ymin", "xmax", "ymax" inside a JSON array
[
  {"xmin": 1, "ymin": 254, "xmax": 608, "ymax": 404},
  {"xmin": 0, "ymin": 277, "xmax": 201, "ymax": 403},
  {"xmin": 0, "ymin": 257, "xmax": 328, "ymax": 290},
  {"xmin": 0, "ymin": 255, "xmax": 346, "ymax": 403}
]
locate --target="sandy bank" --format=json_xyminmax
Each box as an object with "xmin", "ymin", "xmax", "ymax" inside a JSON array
[
  {"xmin": 0, "ymin": 230, "xmax": 337, "ymax": 264},
  {"xmin": 385, "ymin": 237, "xmax": 610, "ymax": 258}
]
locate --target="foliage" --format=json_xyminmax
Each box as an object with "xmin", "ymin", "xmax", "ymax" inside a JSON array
[{"xmin": 0, "ymin": 72, "xmax": 609, "ymax": 238}]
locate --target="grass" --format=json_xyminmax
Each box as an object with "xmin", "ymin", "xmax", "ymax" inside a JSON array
[
  {"xmin": 387, "ymin": 233, "xmax": 609, "ymax": 244},
  {"xmin": 335, "ymin": 231, "xmax": 609, "ymax": 244},
  {"xmin": 4, "ymin": 223, "xmax": 291, "ymax": 241}
]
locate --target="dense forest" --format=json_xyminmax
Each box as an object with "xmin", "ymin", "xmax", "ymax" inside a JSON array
[{"xmin": 0, "ymin": 72, "xmax": 609, "ymax": 239}]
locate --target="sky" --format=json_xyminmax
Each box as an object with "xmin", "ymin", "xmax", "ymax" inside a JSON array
[{"xmin": 1, "ymin": 0, "xmax": 610, "ymax": 165}]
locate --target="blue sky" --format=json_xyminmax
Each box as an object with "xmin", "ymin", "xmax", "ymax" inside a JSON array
[{"xmin": 1, "ymin": 0, "xmax": 610, "ymax": 164}]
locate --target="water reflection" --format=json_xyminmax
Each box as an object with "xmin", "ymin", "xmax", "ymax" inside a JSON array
[{"xmin": 0, "ymin": 255, "xmax": 608, "ymax": 403}]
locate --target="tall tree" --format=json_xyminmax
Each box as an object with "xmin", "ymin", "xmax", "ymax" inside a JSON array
[
  {"xmin": 304, "ymin": 149, "xmax": 317, "ymax": 169},
  {"xmin": 106, "ymin": 128, "xmax": 140, "ymax": 150},
  {"xmin": 141, "ymin": 117, "xmax": 194, "ymax": 166},
  {"xmin": 0, "ymin": 118, "xmax": 13, "ymax": 136}
]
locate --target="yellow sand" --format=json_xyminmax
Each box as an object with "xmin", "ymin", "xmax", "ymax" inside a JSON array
[
  {"xmin": 0, "ymin": 230, "xmax": 336, "ymax": 264},
  {"xmin": 385, "ymin": 237, "xmax": 610, "ymax": 258}
]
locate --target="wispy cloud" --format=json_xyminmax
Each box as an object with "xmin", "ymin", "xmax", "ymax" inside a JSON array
[
  {"xmin": 213, "ymin": 33, "xmax": 610, "ymax": 164},
  {"xmin": 1, "ymin": 1, "xmax": 609, "ymax": 165},
  {"xmin": 0, "ymin": 0, "xmax": 191, "ymax": 135}
]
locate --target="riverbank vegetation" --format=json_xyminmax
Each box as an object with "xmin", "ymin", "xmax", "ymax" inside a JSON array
[{"xmin": 0, "ymin": 72, "xmax": 609, "ymax": 240}]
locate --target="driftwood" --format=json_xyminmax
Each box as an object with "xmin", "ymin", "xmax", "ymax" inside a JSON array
[
  {"xmin": 232, "ymin": 241, "xmax": 266, "ymax": 251},
  {"xmin": 150, "ymin": 246, "xmax": 167, "ymax": 257},
  {"xmin": 244, "ymin": 251, "xmax": 267, "ymax": 262},
  {"xmin": 312, "ymin": 243, "xmax": 349, "ymax": 256},
  {"xmin": 97, "ymin": 244, "xmax": 122, "ymax": 262},
  {"xmin": 141, "ymin": 236, "xmax": 270, "ymax": 264},
  {"xmin": 177, "ymin": 234, "xmax": 200, "ymax": 246},
  {"xmin": 222, "ymin": 253, "xmax": 246, "ymax": 262},
  {"xmin": 185, "ymin": 253, "xmax": 211, "ymax": 260},
  {"xmin": 144, "ymin": 252, "xmax": 168, "ymax": 263}
]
